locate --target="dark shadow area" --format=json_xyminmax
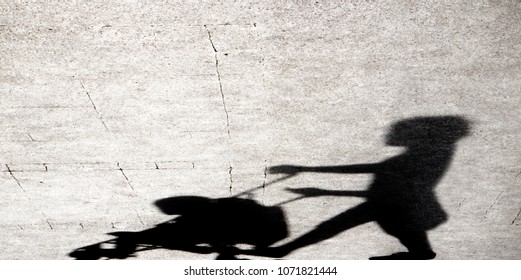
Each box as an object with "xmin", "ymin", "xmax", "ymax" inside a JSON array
[
  {"xmin": 243, "ymin": 115, "xmax": 471, "ymax": 259},
  {"xmin": 69, "ymin": 196, "xmax": 288, "ymax": 260},
  {"xmin": 69, "ymin": 115, "xmax": 470, "ymax": 260}
]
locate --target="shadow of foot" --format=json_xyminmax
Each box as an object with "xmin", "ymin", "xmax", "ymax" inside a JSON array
[
  {"xmin": 369, "ymin": 250, "xmax": 436, "ymax": 260},
  {"xmin": 237, "ymin": 245, "xmax": 291, "ymax": 259}
]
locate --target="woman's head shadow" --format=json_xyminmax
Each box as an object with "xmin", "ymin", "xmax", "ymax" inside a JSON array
[{"xmin": 386, "ymin": 115, "xmax": 470, "ymax": 148}]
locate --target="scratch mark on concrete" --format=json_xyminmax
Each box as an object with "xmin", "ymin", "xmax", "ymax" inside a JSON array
[
  {"xmin": 79, "ymin": 223, "xmax": 84, "ymax": 229},
  {"xmin": 457, "ymin": 198, "xmax": 466, "ymax": 212},
  {"xmin": 512, "ymin": 208, "xmax": 521, "ymax": 225},
  {"xmin": 117, "ymin": 163, "xmax": 135, "ymax": 191},
  {"xmin": 134, "ymin": 209, "xmax": 145, "ymax": 226},
  {"xmin": 229, "ymin": 165, "xmax": 233, "ymax": 195},
  {"xmin": 26, "ymin": 133, "xmax": 35, "ymax": 141},
  {"xmin": 41, "ymin": 212, "xmax": 54, "ymax": 230},
  {"xmin": 18, "ymin": 224, "xmax": 23, "ymax": 230},
  {"xmin": 484, "ymin": 190, "xmax": 504, "ymax": 218},
  {"xmin": 10, "ymin": 105, "xmax": 90, "ymax": 109},
  {"xmin": 192, "ymin": 162, "xmax": 195, "ymax": 168},
  {"xmin": 5, "ymin": 164, "xmax": 24, "ymax": 192},
  {"xmin": 99, "ymin": 24, "xmax": 112, "ymax": 34},
  {"xmin": 79, "ymin": 80, "xmax": 110, "ymax": 131},
  {"xmin": 111, "ymin": 223, "xmax": 116, "ymax": 229},
  {"xmin": 253, "ymin": 22, "xmax": 265, "ymax": 64},
  {"xmin": 154, "ymin": 162, "xmax": 159, "ymax": 170},
  {"xmin": 516, "ymin": 171, "xmax": 521, "ymax": 179},
  {"xmin": 43, "ymin": 163, "xmax": 48, "ymax": 171},
  {"xmin": 204, "ymin": 25, "xmax": 231, "ymax": 137}
]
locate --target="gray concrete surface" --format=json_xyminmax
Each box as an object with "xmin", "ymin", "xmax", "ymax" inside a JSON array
[{"xmin": 1, "ymin": 0, "xmax": 520, "ymax": 259}]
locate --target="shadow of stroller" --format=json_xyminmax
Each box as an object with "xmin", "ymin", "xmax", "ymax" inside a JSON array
[
  {"xmin": 69, "ymin": 196, "xmax": 288, "ymax": 260},
  {"xmin": 247, "ymin": 115, "xmax": 471, "ymax": 259}
]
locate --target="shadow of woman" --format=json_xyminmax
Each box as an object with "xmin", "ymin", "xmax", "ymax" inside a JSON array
[
  {"xmin": 69, "ymin": 196, "xmax": 288, "ymax": 260},
  {"xmin": 249, "ymin": 115, "xmax": 470, "ymax": 259}
]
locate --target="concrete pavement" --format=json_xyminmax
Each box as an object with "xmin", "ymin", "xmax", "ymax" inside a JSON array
[{"xmin": 1, "ymin": 0, "xmax": 520, "ymax": 259}]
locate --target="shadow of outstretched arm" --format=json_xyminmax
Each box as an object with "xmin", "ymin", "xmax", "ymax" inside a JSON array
[
  {"xmin": 286, "ymin": 187, "xmax": 368, "ymax": 198},
  {"xmin": 269, "ymin": 164, "xmax": 378, "ymax": 175}
]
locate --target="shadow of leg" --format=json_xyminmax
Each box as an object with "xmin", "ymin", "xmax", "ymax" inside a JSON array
[
  {"xmin": 370, "ymin": 230, "xmax": 436, "ymax": 260},
  {"xmin": 250, "ymin": 202, "xmax": 375, "ymax": 258}
]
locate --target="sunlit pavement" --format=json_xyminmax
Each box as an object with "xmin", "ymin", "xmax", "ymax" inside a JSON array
[{"xmin": 1, "ymin": 1, "xmax": 520, "ymax": 259}]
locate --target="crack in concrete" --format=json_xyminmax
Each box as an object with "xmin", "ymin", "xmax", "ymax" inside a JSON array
[
  {"xmin": 262, "ymin": 165, "xmax": 268, "ymax": 194},
  {"xmin": 5, "ymin": 164, "xmax": 25, "ymax": 192},
  {"xmin": 204, "ymin": 25, "xmax": 231, "ymax": 137},
  {"xmin": 8, "ymin": 105, "xmax": 90, "ymax": 109},
  {"xmin": 79, "ymin": 80, "xmax": 110, "ymax": 131},
  {"xmin": 0, "ymin": 161, "xmax": 208, "ymax": 172},
  {"xmin": 204, "ymin": 25, "xmax": 218, "ymax": 52},
  {"xmin": 228, "ymin": 165, "xmax": 233, "ymax": 195},
  {"xmin": 1, "ymin": 139, "xmax": 42, "ymax": 143},
  {"xmin": 117, "ymin": 163, "xmax": 135, "ymax": 191},
  {"xmin": 215, "ymin": 54, "xmax": 231, "ymax": 137}
]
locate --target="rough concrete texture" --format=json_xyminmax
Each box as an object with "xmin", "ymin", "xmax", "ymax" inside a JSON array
[{"xmin": 1, "ymin": 0, "xmax": 520, "ymax": 259}]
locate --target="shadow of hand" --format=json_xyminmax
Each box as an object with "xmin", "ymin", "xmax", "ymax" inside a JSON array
[
  {"xmin": 286, "ymin": 187, "xmax": 329, "ymax": 197},
  {"xmin": 268, "ymin": 165, "xmax": 302, "ymax": 175}
]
